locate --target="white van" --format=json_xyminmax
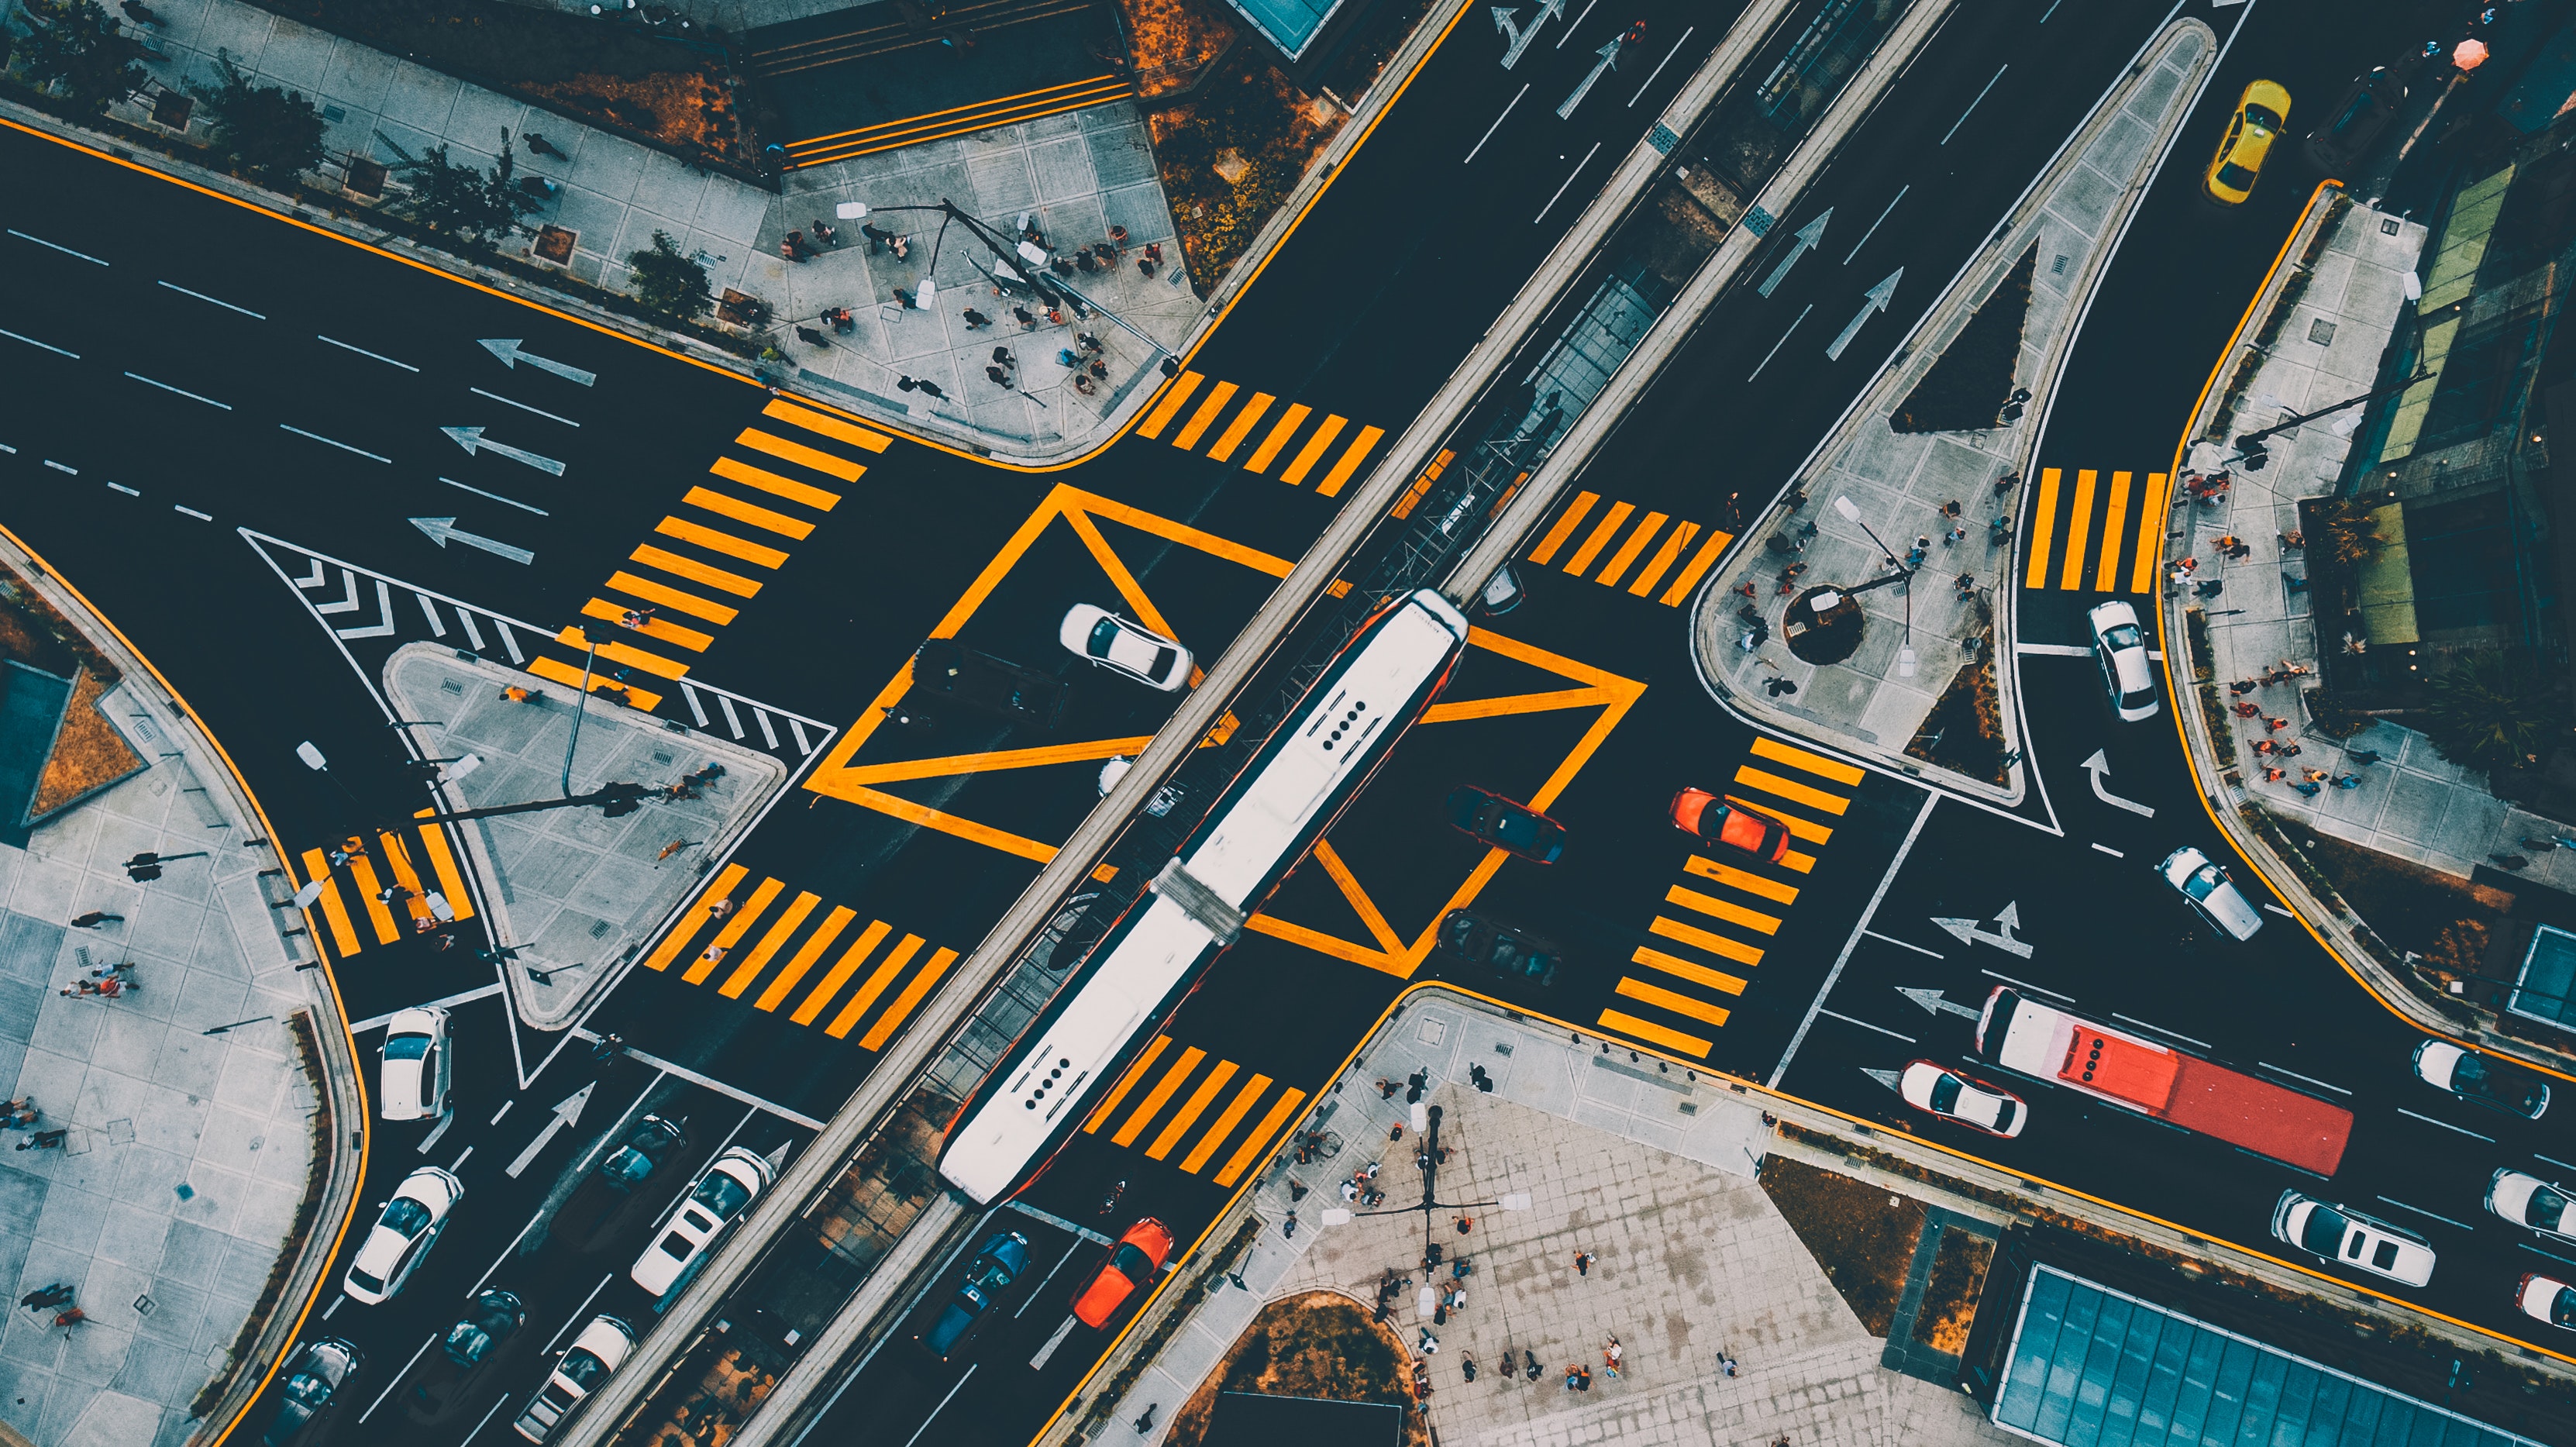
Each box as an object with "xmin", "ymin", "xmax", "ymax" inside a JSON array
[{"xmin": 2271, "ymin": 1191, "xmax": 2435, "ymax": 1287}]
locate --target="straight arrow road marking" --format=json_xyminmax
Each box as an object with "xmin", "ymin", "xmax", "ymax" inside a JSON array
[
  {"xmin": 1556, "ymin": 37, "xmax": 1620, "ymax": 119},
  {"xmin": 1897, "ymin": 986, "xmax": 1982, "ymax": 1019},
  {"xmin": 506, "ymin": 1082, "xmax": 595, "ymax": 1179},
  {"xmin": 1758, "ymin": 209, "xmax": 1831, "ymax": 298},
  {"xmin": 413, "ymin": 517, "xmax": 535, "ymax": 565},
  {"xmin": 2080, "ymin": 749, "xmax": 2155, "ymax": 816},
  {"xmin": 479, "ymin": 338, "xmax": 597, "ymax": 386},
  {"xmin": 1493, "ymin": 0, "xmax": 1564, "ymax": 68},
  {"xmin": 1825, "ymin": 269, "xmax": 1902, "ymax": 360},
  {"xmin": 1930, "ymin": 901, "xmax": 2034, "ymax": 959},
  {"xmin": 443, "ymin": 425, "xmax": 567, "ymax": 476}
]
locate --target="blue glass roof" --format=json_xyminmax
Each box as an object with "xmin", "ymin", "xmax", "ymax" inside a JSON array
[
  {"xmin": 1221, "ymin": 0, "xmax": 1344, "ymax": 60},
  {"xmin": 1992, "ymin": 1265, "xmax": 2547, "ymax": 1447}
]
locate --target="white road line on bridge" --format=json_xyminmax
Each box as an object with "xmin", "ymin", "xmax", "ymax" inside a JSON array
[
  {"xmin": 7, "ymin": 229, "xmax": 107, "ymax": 265},
  {"xmin": 542, "ymin": 1273, "xmax": 614, "ymax": 1356},
  {"xmin": 1748, "ymin": 304, "xmax": 1811, "ymax": 383},
  {"xmin": 1, "ymin": 328, "xmax": 77, "ymax": 359},
  {"xmin": 2537, "ymin": 1154, "xmax": 2576, "ymax": 1174},
  {"xmin": 125, "ymin": 371, "xmax": 232, "ymax": 409},
  {"xmin": 359, "ymin": 1333, "xmax": 439, "ymax": 1422},
  {"xmin": 1941, "ymin": 64, "xmax": 2009, "ymax": 146},
  {"xmin": 1466, "ymin": 84, "xmax": 1530, "ymax": 165},
  {"xmin": 441, "ymin": 476, "xmax": 551, "ymax": 515},
  {"xmin": 1863, "ymin": 928, "xmax": 1943, "ymax": 959},
  {"xmin": 108, "ymin": 484, "xmax": 139, "ymax": 497},
  {"xmin": 1628, "ymin": 26, "xmax": 1691, "ymax": 106},
  {"xmin": 902, "ymin": 1364, "xmax": 980, "ymax": 1447},
  {"xmin": 1535, "ymin": 142, "xmax": 1603, "ymax": 225},
  {"xmin": 317, "ymin": 334, "xmax": 421, "ymax": 371},
  {"xmin": 2091, "ymin": 843, "xmax": 2123, "ymax": 857},
  {"xmin": 2396, "ymin": 1108, "xmax": 2494, "ymax": 1142},
  {"xmin": 2375, "ymin": 1195, "xmax": 2476, "ymax": 1232},
  {"xmin": 1773, "ymin": 792, "xmax": 1940, "ymax": 1087},
  {"xmin": 174, "ymin": 505, "xmax": 212, "ymax": 521},
  {"xmin": 471, "ymin": 387, "xmax": 582, "ymax": 427},
  {"xmin": 2262, "ymin": 903, "xmax": 2295, "ymax": 917},
  {"xmin": 2257, "ymin": 1063, "xmax": 2350, "ymax": 1096},
  {"xmin": 1844, "ymin": 184, "xmax": 1906, "ymax": 264},
  {"xmin": 1555, "ymin": 0, "xmax": 1599, "ymax": 47},
  {"xmin": 157, "ymin": 280, "xmax": 265, "ymax": 319},
  {"xmin": 42, "ymin": 460, "xmax": 75, "ymax": 474},
  {"xmin": 1817, "ymin": 1008, "xmax": 1915, "ymax": 1043},
  {"xmin": 2522, "ymin": 1242, "xmax": 2576, "ymax": 1269},
  {"xmin": 281, "ymin": 423, "xmax": 391, "ymax": 463}
]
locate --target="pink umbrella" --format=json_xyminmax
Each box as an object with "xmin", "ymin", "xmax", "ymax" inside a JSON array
[{"xmin": 2455, "ymin": 36, "xmax": 2491, "ymax": 70}]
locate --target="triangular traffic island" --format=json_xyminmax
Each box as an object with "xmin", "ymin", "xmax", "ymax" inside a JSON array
[
  {"xmin": 1889, "ymin": 243, "xmax": 2039, "ymax": 434},
  {"xmin": 0, "ymin": 563, "xmax": 143, "ymax": 846}
]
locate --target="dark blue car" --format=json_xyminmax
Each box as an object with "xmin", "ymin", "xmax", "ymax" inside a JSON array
[{"xmin": 922, "ymin": 1231, "xmax": 1031, "ymax": 1360}]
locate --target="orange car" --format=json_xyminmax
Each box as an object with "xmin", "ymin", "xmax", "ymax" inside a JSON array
[
  {"xmin": 1073, "ymin": 1218, "xmax": 1173, "ymax": 1328},
  {"xmin": 1669, "ymin": 788, "xmax": 1790, "ymax": 862}
]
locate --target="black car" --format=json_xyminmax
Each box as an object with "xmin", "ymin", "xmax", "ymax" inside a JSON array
[
  {"xmin": 2304, "ymin": 65, "xmax": 2406, "ymax": 173},
  {"xmin": 443, "ymin": 1288, "xmax": 527, "ymax": 1368},
  {"xmin": 598, "ymin": 1115, "xmax": 684, "ymax": 1190},
  {"xmin": 1443, "ymin": 786, "xmax": 1568, "ymax": 863},
  {"xmin": 1438, "ymin": 909, "xmax": 1560, "ymax": 987},
  {"xmin": 911, "ymin": 639, "xmax": 1069, "ymax": 729},
  {"xmin": 921, "ymin": 1231, "xmax": 1030, "ymax": 1361},
  {"xmin": 263, "ymin": 1338, "xmax": 360, "ymax": 1444}
]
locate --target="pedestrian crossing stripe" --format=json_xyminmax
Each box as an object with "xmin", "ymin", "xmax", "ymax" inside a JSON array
[
  {"xmin": 2020, "ymin": 467, "xmax": 2170, "ymax": 595},
  {"xmin": 639, "ymin": 864, "xmax": 960, "ymax": 1049},
  {"xmin": 1081, "ymin": 1034, "xmax": 1309, "ymax": 1186},
  {"xmin": 1525, "ymin": 491, "xmax": 1733, "ymax": 606},
  {"xmin": 1136, "ymin": 370, "xmax": 1386, "ymax": 495},
  {"xmin": 536, "ymin": 399, "xmax": 881, "ymax": 714},
  {"xmin": 297, "ymin": 818, "xmax": 478, "ymax": 958},
  {"xmin": 1596, "ymin": 736, "xmax": 1863, "ymax": 1057}
]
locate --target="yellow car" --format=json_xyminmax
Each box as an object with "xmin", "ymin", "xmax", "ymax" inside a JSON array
[{"xmin": 2205, "ymin": 80, "xmax": 2292, "ymax": 205}]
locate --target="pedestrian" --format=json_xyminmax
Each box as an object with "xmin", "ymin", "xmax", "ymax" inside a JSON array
[
  {"xmin": 2346, "ymin": 748, "xmax": 2382, "ymax": 765},
  {"xmin": 916, "ymin": 378, "xmax": 948, "ymax": 401},
  {"xmin": 2264, "ymin": 767, "xmax": 2286, "ymax": 783},
  {"xmin": 2292, "ymin": 780, "xmax": 2322, "ymax": 797},
  {"xmin": 810, "ymin": 219, "xmax": 837, "ymax": 246},
  {"xmin": 2280, "ymin": 660, "xmax": 2309, "ymax": 677},
  {"xmin": 708, "ymin": 897, "xmax": 737, "ymax": 922},
  {"xmin": 2279, "ymin": 529, "xmax": 2305, "ymax": 550},
  {"xmin": 2264, "ymin": 716, "xmax": 2290, "ymax": 732},
  {"xmin": 1565, "ymin": 1367, "xmax": 1581, "ymax": 1391},
  {"xmin": 1078, "ymin": 330, "xmax": 1104, "ymax": 353},
  {"xmin": 1525, "ymin": 1349, "xmax": 1542, "ymax": 1379},
  {"xmin": 2285, "ymin": 575, "xmax": 2309, "ymax": 594},
  {"xmin": 2226, "ymin": 539, "xmax": 2253, "ymax": 560},
  {"xmin": 620, "ymin": 605, "xmax": 657, "ymax": 629},
  {"xmin": 1075, "ymin": 249, "xmax": 1099, "ymax": 274},
  {"xmin": 69, "ymin": 912, "xmax": 119, "ymax": 928},
  {"xmin": 1283, "ymin": 1211, "xmax": 1297, "ymax": 1239},
  {"xmin": 2194, "ymin": 578, "xmax": 2224, "ymax": 598},
  {"xmin": 1455, "ymin": 1214, "xmax": 1475, "ymax": 1235},
  {"xmin": 1576, "ymin": 1250, "xmax": 1593, "ymax": 1277},
  {"xmin": 2233, "ymin": 701, "xmax": 2261, "ymax": 718},
  {"xmin": 991, "ymin": 346, "xmax": 1016, "ymax": 368},
  {"xmin": 987, "ymin": 365, "xmax": 1013, "ymax": 387},
  {"xmin": 1578, "ymin": 1365, "xmax": 1593, "ymax": 1391},
  {"xmin": 1720, "ymin": 1353, "xmax": 1737, "ymax": 1378},
  {"xmin": 698, "ymin": 943, "xmax": 727, "ymax": 971},
  {"xmin": 2331, "ymin": 773, "xmax": 2361, "ymax": 789},
  {"xmin": 1420, "ymin": 1327, "xmax": 1438, "ymax": 1353},
  {"xmin": 891, "ymin": 287, "xmax": 917, "ymax": 310},
  {"xmin": 889, "ymin": 233, "xmax": 911, "ymax": 260},
  {"xmin": 2171, "ymin": 556, "xmax": 2197, "ymax": 576},
  {"xmin": 961, "ymin": 307, "xmax": 993, "ymax": 330},
  {"xmin": 1088, "ymin": 358, "xmax": 1109, "ymax": 381},
  {"xmin": 2279, "ymin": 742, "xmax": 2301, "ymax": 759},
  {"xmin": 1462, "ymin": 1354, "xmax": 1478, "ymax": 1383},
  {"xmin": 797, "ymin": 326, "xmax": 828, "ymax": 346},
  {"xmin": 2254, "ymin": 739, "xmax": 2276, "ymax": 756},
  {"xmin": 1013, "ymin": 305, "xmax": 1038, "ymax": 328},
  {"xmin": 861, "ymin": 222, "xmax": 894, "ymax": 253},
  {"xmin": 1057, "ymin": 348, "xmax": 1080, "ymax": 368},
  {"xmin": 1376, "ymin": 1077, "xmax": 1400, "ymax": 1099},
  {"xmin": 1132, "ymin": 1404, "xmax": 1158, "ymax": 1433},
  {"xmin": 897, "ymin": 375, "xmax": 918, "ymax": 393},
  {"xmin": 780, "ymin": 236, "xmax": 804, "ymax": 263},
  {"xmin": 2229, "ymin": 678, "xmax": 2259, "ymax": 695},
  {"xmin": 1765, "ymin": 677, "xmax": 1798, "ymax": 698},
  {"xmin": 1994, "ymin": 470, "xmax": 2020, "ymax": 495},
  {"xmin": 19, "ymin": 1129, "xmax": 65, "ymax": 1151},
  {"xmin": 1604, "ymin": 1335, "xmax": 1623, "ymax": 1378},
  {"xmin": 1499, "ymin": 1349, "xmax": 1517, "ymax": 1380},
  {"xmin": 2492, "ymin": 854, "xmax": 2533, "ymax": 871},
  {"xmin": 2302, "ymin": 769, "xmax": 2330, "ymax": 784}
]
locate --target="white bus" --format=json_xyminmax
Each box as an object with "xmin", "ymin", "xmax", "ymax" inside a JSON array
[{"xmin": 937, "ymin": 588, "xmax": 1472, "ymax": 1204}]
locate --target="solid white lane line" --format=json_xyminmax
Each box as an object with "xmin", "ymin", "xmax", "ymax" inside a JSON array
[
  {"xmin": 1, "ymin": 328, "xmax": 78, "ymax": 359},
  {"xmin": 1942, "ymin": 64, "xmax": 2009, "ymax": 146},
  {"xmin": 1628, "ymin": 26, "xmax": 1692, "ymax": 105},
  {"xmin": 1014, "ymin": 1241, "xmax": 1082, "ymax": 1319},
  {"xmin": 317, "ymin": 334, "xmax": 420, "ymax": 370},
  {"xmin": 174, "ymin": 505, "xmax": 212, "ymax": 521},
  {"xmin": 281, "ymin": 423, "xmax": 391, "ymax": 463},
  {"xmin": 2375, "ymin": 1195, "xmax": 2475, "ymax": 1232},
  {"xmin": 350, "ymin": 982, "xmax": 505, "ymax": 1034},
  {"xmin": 1980, "ymin": 969, "xmax": 2071, "ymax": 1001},
  {"xmin": 541, "ymin": 1274, "xmax": 614, "ymax": 1355},
  {"xmin": 1844, "ymin": 184, "xmax": 1906, "ymax": 264},
  {"xmin": 2109, "ymin": 1012, "xmax": 2208, "ymax": 1049},
  {"xmin": 2257, "ymin": 1063, "xmax": 2350, "ymax": 1095},
  {"xmin": 1535, "ymin": 142, "xmax": 1603, "ymax": 225},
  {"xmin": 2536, "ymin": 1154, "xmax": 2576, "ymax": 1174},
  {"xmin": 2091, "ymin": 843, "xmax": 2123, "ymax": 857},
  {"xmin": 125, "ymin": 371, "xmax": 232, "ymax": 409},
  {"xmin": 1817, "ymin": 1008, "xmax": 1915, "ymax": 1042},
  {"xmin": 574, "ymin": 1028, "xmax": 825, "ymax": 1130},
  {"xmin": 108, "ymin": 484, "xmax": 140, "ymax": 497},
  {"xmin": 1747, "ymin": 304, "xmax": 1812, "ymax": 383},
  {"xmin": 490, "ymin": 1099, "xmax": 516, "ymax": 1126},
  {"xmin": 157, "ymin": 280, "xmax": 266, "ymax": 319},
  {"xmin": 441, "ymin": 477, "xmax": 551, "ymax": 515},
  {"xmin": 470, "ymin": 387, "xmax": 580, "ymax": 426},
  {"xmin": 2262, "ymin": 903, "xmax": 2295, "ymax": 917},
  {"xmin": 1863, "ymin": 928, "xmax": 1943, "ymax": 959},
  {"xmin": 451, "ymin": 1146, "xmax": 474, "ymax": 1170},
  {"xmin": 418, "ymin": 1112, "xmax": 456, "ymax": 1154},
  {"xmin": 42, "ymin": 460, "xmax": 75, "ymax": 474},
  {"xmin": 1466, "ymin": 84, "xmax": 1531, "ymax": 164},
  {"xmin": 460, "ymin": 1393, "xmax": 511, "ymax": 1445},
  {"xmin": 360, "ymin": 1334, "xmax": 438, "ymax": 1421},
  {"xmin": 7, "ymin": 229, "xmax": 108, "ymax": 265},
  {"xmin": 1555, "ymin": 0, "xmax": 1599, "ymax": 47},
  {"xmin": 1773, "ymin": 792, "xmax": 1940, "ymax": 1086},
  {"xmin": 2396, "ymin": 1108, "xmax": 2494, "ymax": 1142},
  {"xmin": 2015, "ymin": 642, "xmax": 2092, "ymax": 656}
]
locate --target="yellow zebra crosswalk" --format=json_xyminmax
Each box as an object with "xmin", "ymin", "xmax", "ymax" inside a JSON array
[
  {"xmin": 1596, "ymin": 736, "xmax": 1865, "ymax": 1058},
  {"xmin": 2020, "ymin": 465, "xmax": 2169, "ymax": 595},
  {"xmin": 298, "ymin": 816, "xmax": 478, "ymax": 958},
  {"xmin": 639, "ymin": 864, "xmax": 960, "ymax": 1050},
  {"xmin": 1136, "ymin": 372, "xmax": 1386, "ymax": 495},
  {"xmin": 1525, "ymin": 491, "xmax": 1734, "ymax": 606},
  {"xmin": 530, "ymin": 399, "xmax": 889, "ymax": 711},
  {"xmin": 1080, "ymin": 1035, "xmax": 1310, "ymax": 1186}
]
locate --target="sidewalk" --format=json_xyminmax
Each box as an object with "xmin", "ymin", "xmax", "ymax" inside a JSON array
[
  {"xmin": 1077, "ymin": 995, "xmax": 2013, "ymax": 1447},
  {"xmin": 0, "ymin": 533, "xmax": 363, "ymax": 1447},
  {"xmin": 101, "ymin": 0, "xmax": 1195, "ymax": 457},
  {"xmin": 380, "ymin": 644, "xmax": 786, "ymax": 1029},
  {"xmin": 1691, "ymin": 21, "xmax": 2213, "ymax": 800}
]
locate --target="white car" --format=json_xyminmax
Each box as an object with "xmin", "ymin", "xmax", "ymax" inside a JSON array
[
  {"xmin": 2156, "ymin": 846, "xmax": 2264, "ymax": 941},
  {"xmin": 2487, "ymin": 1170, "xmax": 2575, "ymax": 1242},
  {"xmin": 378, "ymin": 1005, "xmax": 453, "ymax": 1121},
  {"xmin": 2269, "ymin": 1190, "xmax": 2435, "ymax": 1287},
  {"xmin": 1059, "ymin": 605, "xmax": 1192, "ymax": 691},
  {"xmin": 2515, "ymin": 1273, "xmax": 2576, "ymax": 1331},
  {"xmin": 2413, "ymin": 1039, "xmax": 2552, "ymax": 1119},
  {"xmin": 511, "ymin": 1314, "xmax": 635, "ymax": 1443},
  {"xmin": 2087, "ymin": 600, "xmax": 2160, "ymax": 722},
  {"xmin": 1897, "ymin": 1060, "xmax": 2027, "ymax": 1138},
  {"xmin": 343, "ymin": 1166, "xmax": 463, "ymax": 1305},
  {"xmin": 630, "ymin": 1146, "xmax": 774, "ymax": 1297}
]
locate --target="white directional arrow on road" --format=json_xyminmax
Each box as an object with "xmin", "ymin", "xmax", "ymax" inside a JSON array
[
  {"xmin": 2081, "ymin": 749, "xmax": 2157, "ymax": 817},
  {"xmin": 505, "ymin": 1082, "xmax": 594, "ymax": 1179},
  {"xmin": 1863, "ymin": 1067, "xmax": 1904, "ymax": 1094},
  {"xmin": 443, "ymin": 425, "xmax": 567, "ymax": 476},
  {"xmin": 1492, "ymin": 0, "xmax": 1564, "ymax": 69},
  {"xmin": 478, "ymin": 338, "xmax": 597, "ymax": 386},
  {"xmin": 1825, "ymin": 268, "xmax": 1903, "ymax": 360},
  {"xmin": 1930, "ymin": 901, "xmax": 2034, "ymax": 959},
  {"xmin": 1556, "ymin": 38, "xmax": 1621, "ymax": 119},
  {"xmin": 1897, "ymin": 986, "xmax": 1982, "ymax": 1020},
  {"xmin": 1757, "ymin": 209, "xmax": 1831, "ymax": 298},
  {"xmin": 412, "ymin": 516, "xmax": 534, "ymax": 566}
]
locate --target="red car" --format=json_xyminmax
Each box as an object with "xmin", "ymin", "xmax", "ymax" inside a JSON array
[
  {"xmin": 1669, "ymin": 788, "xmax": 1790, "ymax": 862},
  {"xmin": 1073, "ymin": 1218, "xmax": 1174, "ymax": 1328}
]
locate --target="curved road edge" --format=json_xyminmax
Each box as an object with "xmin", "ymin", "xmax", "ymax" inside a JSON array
[{"xmin": 0, "ymin": 522, "xmax": 374, "ymax": 1447}]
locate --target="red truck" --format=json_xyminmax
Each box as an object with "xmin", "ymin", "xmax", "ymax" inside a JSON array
[{"xmin": 1975, "ymin": 987, "xmax": 2351, "ymax": 1177}]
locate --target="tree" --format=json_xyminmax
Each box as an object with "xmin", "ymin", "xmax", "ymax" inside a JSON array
[
  {"xmin": 11, "ymin": 0, "xmax": 144, "ymax": 114},
  {"xmin": 190, "ymin": 50, "xmax": 325, "ymax": 188},
  {"xmin": 382, "ymin": 133, "xmax": 542, "ymax": 251},
  {"xmin": 2314, "ymin": 498, "xmax": 2386, "ymax": 569},
  {"xmin": 626, "ymin": 230, "xmax": 712, "ymax": 320},
  {"xmin": 2420, "ymin": 649, "xmax": 2555, "ymax": 771}
]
